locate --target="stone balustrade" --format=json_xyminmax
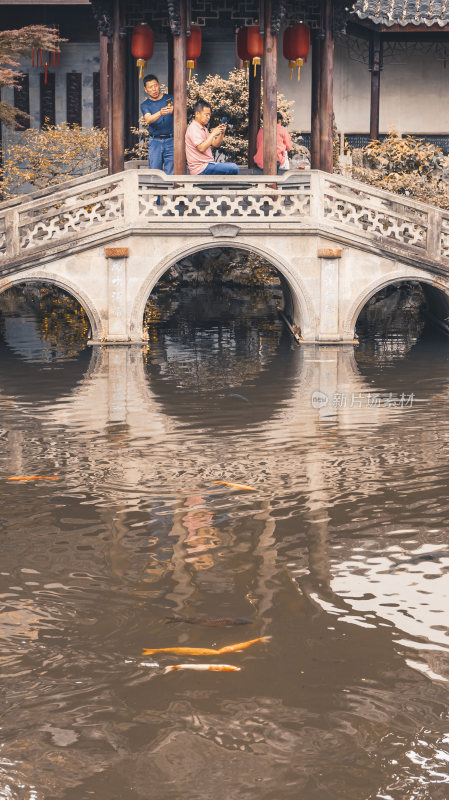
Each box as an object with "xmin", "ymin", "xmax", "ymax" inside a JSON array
[{"xmin": 1, "ymin": 165, "xmax": 449, "ymax": 278}]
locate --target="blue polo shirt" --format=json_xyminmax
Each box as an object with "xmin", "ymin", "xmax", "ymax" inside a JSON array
[{"xmin": 141, "ymin": 93, "xmax": 174, "ymax": 137}]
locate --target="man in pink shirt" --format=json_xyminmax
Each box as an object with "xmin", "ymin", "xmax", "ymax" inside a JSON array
[
  {"xmin": 254, "ymin": 112, "xmax": 292, "ymax": 172},
  {"xmin": 185, "ymin": 100, "xmax": 239, "ymax": 175}
]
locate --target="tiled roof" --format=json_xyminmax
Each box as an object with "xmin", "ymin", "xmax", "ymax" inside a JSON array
[{"xmin": 351, "ymin": 0, "xmax": 449, "ymax": 27}]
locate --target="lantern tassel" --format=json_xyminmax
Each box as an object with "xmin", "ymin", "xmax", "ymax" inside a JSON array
[
  {"xmin": 297, "ymin": 58, "xmax": 303, "ymax": 81},
  {"xmin": 252, "ymin": 56, "xmax": 261, "ymax": 77},
  {"xmin": 186, "ymin": 58, "xmax": 195, "ymax": 82},
  {"xmin": 137, "ymin": 58, "xmax": 147, "ymax": 80},
  {"xmin": 44, "ymin": 61, "xmax": 48, "ymax": 85}
]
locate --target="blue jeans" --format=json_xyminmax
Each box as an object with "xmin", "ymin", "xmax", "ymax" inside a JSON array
[
  {"xmin": 148, "ymin": 137, "xmax": 174, "ymax": 174},
  {"xmin": 200, "ymin": 162, "xmax": 239, "ymax": 175}
]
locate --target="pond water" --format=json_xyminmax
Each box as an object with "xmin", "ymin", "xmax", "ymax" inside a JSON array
[{"xmin": 1, "ymin": 285, "xmax": 449, "ymax": 800}]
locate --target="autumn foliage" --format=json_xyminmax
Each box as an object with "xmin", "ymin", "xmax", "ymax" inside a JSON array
[
  {"xmin": 0, "ymin": 123, "xmax": 107, "ymax": 199},
  {"xmin": 0, "ymin": 25, "xmax": 61, "ymax": 126},
  {"xmin": 351, "ymin": 130, "xmax": 449, "ymax": 210}
]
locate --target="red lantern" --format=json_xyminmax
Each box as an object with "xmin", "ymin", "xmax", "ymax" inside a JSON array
[
  {"xmin": 237, "ymin": 26, "xmax": 250, "ymax": 71},
  {"xmin": 186, "ymin": 25, "xmax": 202, "ymax": 81},
  {"xmin": 247, "ymin": 25, "xmax": 264, "ymax": 76},
  {"xmin": 131, "ymin": 23, "xmax": 154, "ymax": 80},
  {"xmin": 283, "ymin": 23, "xmax": 310, "ymax": 80}
]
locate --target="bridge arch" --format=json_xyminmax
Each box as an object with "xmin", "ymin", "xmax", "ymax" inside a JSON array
[
  {"xmin": 344, "ymin": 271, "xmax": 449, "ymax": 338},
  {"xmin": 130, "ymin": 238, "xmax": 316, "ymax": 340},
  {"xmin": 0, "ymin": 271, "xmax": 103, "ymax": 341}
]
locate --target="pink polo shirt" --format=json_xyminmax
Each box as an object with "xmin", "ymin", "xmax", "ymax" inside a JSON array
[
  {"xmin": 254, "ymin": 124, "xmax": 293, "ymax": 169},
  {"xmin": 185, "ymin": 120, "xmax": 214, "ymax": 175}
]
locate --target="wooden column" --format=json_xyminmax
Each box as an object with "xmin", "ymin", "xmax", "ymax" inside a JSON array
[
  {"xmin": 110, "ymin": 0, "xmax": 126, "ymax": 174},
  {"xmin": 167, "ymin": 30, "xmax": 174, "ymax": 95},
  {"xmin": 99, "ymin": 33, "xmax": 109, "ymax": 131},
  {"xmin": 173, "ymin": 0, "xmax": 187, "ymax": 174},
  {"xmin": 319, "ymin": 0, "xmax": 334, "ymax": 173},
  {"xmin": 248, "ymin": 63, "xmax": 261, "ymax": 168},
  {"xmin": 107, "ymin": 38, "xmax": 113, "ymax": 171},
  {"xmin": 125, "ymin": 29, "xmax": 139, "ymax": 154},
  {"xmin": 263, "ymin": 0, "xmax": 277, "ymax": 175},
  {"xmin": 369, "ymin": 33, "xmax": 382, "ymax": 140},
  {"xmin": 310, "ymin": 33, "xmax": 321, "ymax": 170}
]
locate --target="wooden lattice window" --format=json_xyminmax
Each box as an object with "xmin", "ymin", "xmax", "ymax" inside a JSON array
[
  {"xmin": 14, "ymin": 73, "xmax": 30, "ymax": 130},
  {"xmin": 93, "ymin": 71, "xmax": 101, "ymax": 128},
  {"xmin": 40, "ymin": 72, "xmax": 55, "ymax": 127},
  {"xmin": 67, "ymin": 72, "xmax": 82, "ymax": 126}
]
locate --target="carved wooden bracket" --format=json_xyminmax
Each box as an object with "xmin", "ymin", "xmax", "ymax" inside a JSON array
[
  {"xmin": 168, "ymin": 0, "xmax": 182, "ymax": 35},
  {"xmin": 90, "ymin": 0, "xmax": 114, "ymax": 38},
  {"xmin": 271, "ymin": 0, "xmax": 287, "ymax": 35}
]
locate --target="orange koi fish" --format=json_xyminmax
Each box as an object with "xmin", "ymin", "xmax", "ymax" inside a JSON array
[
  {"xmin": 143, "ymin": 636, "xmax": 270, "ymax": 657},
  {"xmin": 165, "ymin": 664, "xmax": 241, "ymax": 673},
  {"xmin": 8, "ymin": 476, "xmax": 59, "ymax": 482},
  {"xmin": 212, "ymin": 481, "xmax": 255, "ymax": 491}
]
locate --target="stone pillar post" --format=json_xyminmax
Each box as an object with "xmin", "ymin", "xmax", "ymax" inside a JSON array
[
  {"xmin": 105, "ymin": 246, "xmax": 129, "ymax": 342},
  {"xmin": 317, "ymin": 246, "xmax": 341, "ymax": 341}
]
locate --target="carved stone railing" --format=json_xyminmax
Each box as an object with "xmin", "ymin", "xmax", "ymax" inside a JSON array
[{"xmin": 1, "ymin": 165, "xmax": 449, "ymax": 273}]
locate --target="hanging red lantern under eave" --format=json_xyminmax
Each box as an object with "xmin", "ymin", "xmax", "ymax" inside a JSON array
[
  {"xmin": 247, "ymin": 25, "xmax": 264, "ymax": 76},
  {"xmin": 131, "ymin": 23, "xmax": 154, "ymax": 80},
  {"xmin": 186, "ymin": 25, "xmax": 202, "ymax": 81},
  {"xmin": 237, "ymin": 26, "xmax": 250, "ymax": 72},
  {"xmin": 283, "ymin": 23, "xmax": 310, "ymax": 80}
]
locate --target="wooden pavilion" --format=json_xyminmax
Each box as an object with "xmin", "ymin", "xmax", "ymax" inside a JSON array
[
  {"xmin": 3, "ymin": 1, "xmax": 449, "ymax": 175},
  {"xmin": 88, "ymin": 0, "xmax": 449, "ymax": 175}
]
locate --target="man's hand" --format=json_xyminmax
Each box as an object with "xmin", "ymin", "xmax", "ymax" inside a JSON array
[
  {"xmin": 212, "ymin": 123, "xmax": 226, "ymax": 139},
  {"xmin": 160, "ymin": 105, "xmax": 173, "ymax": 116}
]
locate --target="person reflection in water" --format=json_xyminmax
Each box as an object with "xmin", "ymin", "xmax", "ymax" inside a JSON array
[{"xmin": 182, "ymin": 495, "xmax": 219, "ymax": 570}]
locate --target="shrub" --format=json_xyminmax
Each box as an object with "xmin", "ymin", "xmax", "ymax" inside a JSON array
[
  {"xmin": 0, "ymin": 123, "xmax": 108, "ymax": 199},
  {"xmin": 351, "ymin": 130, "xmax": 449, "ymax": 210}
]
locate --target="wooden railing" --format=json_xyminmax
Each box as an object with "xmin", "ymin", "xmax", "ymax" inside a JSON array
[{"xmin": 1, "ymin": 165, "xmax": 449, "ymax": 270}]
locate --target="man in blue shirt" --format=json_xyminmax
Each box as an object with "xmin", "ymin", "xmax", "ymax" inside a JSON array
[{"xmin": 141, "ymin": 74, "xmax": 174, "ymax": 174}]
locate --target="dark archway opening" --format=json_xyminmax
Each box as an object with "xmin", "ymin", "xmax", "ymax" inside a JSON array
[
  {"xmin": 142, "ymin": 247, "xmax": 301, "ymax": 425},
  {"xmin": 355, "ymin": 281, "xmax": 449, "ymax": 359},
  {"xmin": 355, "ymin": 280, "xmax": 449, "ymax": 385},
  {"xmin": 0, "ymin": 283, "xmax": 91, "ymax": 362}
]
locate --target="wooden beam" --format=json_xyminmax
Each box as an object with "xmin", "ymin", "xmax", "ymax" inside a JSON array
[
  {"xmin": 173, "ymin": 0, "xmax": 187, "ymax": 174},
  {"xmin": 310, "ymin": 33, "xmax": 321, "ymax": 170},
  {"xmin": 248, "ymin": 62, "xmax": 261, "ymax": 168},
  {"xmin": 369, "ymin": 34, "xmax": 382, "ymax": 140},
  {"xmin": 263, "ymin": 0, "xmax": 277, "ymax": 175},
  {"xmin": 110, "ymin": 0, "xmax": 125, "ymax": 174},
  {"xmin": 319, "ymin": 0, "xmax": 334, "ymax": 173}
]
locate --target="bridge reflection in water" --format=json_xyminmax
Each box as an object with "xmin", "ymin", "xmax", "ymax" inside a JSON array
[{"xmin": 1, "ymin": 289, "xmax": 449, "ymax": 797}]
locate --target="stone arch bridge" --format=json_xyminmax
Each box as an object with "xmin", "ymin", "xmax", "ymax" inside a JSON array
[{"xmin": 1, "ymin": 165, "xmax": 449, "ymax": 344}]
